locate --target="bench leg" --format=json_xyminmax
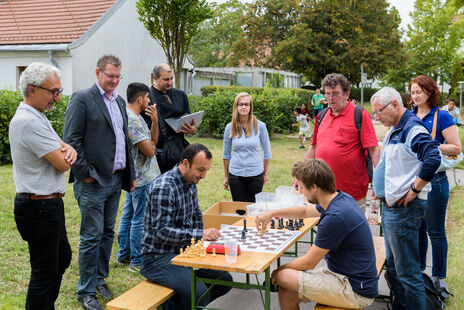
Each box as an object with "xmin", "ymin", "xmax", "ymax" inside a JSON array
[{"xmin": 191, "ymin": 268, "xmax": 196, "ymax": 310}]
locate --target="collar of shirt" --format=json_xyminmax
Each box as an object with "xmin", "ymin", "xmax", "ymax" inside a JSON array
[
  {"xmin": 412, "ymin": 106, "xmax": 438, "ymax": 120},
  {"xmin": 173, "ymin": 165, "xmax": 193, "ymax": 189},
  {"xmin": 96, "ymin": 83, "xmax": 119, "ymax": 101}
]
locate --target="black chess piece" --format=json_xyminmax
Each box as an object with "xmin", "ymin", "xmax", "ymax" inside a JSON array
[
  {"xmin": 278, "ymin": 218, "xmax": 284, "ymax": 229},
  {"xmin": 285, "ymin": 220, "xmax": 289, "ymax": 229},
  {"xmin": 241, "ymin": 229, "xmax": 246, "ymax": 240},
  {"xmin": 270, "ymin": 219, "xmax": 275, "ymax": 229},
  {"xmin": 299, "ymin": 218, "xmax": 304, "ymax": 227},
  {"xmin": 293, "ymin": 219, "xmax": 300, "ymax": 230},
  {"xmin": 243, "ymin": 218, "xmax": 248, "ymax": 232}
]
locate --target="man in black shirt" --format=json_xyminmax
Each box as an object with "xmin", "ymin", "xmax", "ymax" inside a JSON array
[{"xmin": 143, "ymin": 63, "xmax": 196, "ymax": 173}]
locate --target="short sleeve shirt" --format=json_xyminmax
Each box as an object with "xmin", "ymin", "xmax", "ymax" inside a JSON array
[
  {"xmin": 296, "ymin": 114, "xmax": 310, "ymax": 132},
  {"xmin": 315, "ymin": 191, "xmax": 379, "ymax": 298},
  {"xmin": 312, "ymin": 94, "xmax": 325, "ymax": 109},
  {"xmin": 9, "ymin": 103, "xmax": 65, "ymax": 195},
  {"xmin": 311, "ymin": 103, "xmax": 378, "ymax": 200},
  {"xmin": 412, "ymin": 107, "xmax": 455, "ymax": 144},
  {"xmin": 127, "ymin": 109, "xmax": 161, "ymax": 187}
]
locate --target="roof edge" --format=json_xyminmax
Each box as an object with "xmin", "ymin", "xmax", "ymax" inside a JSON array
[
  {"xmin": 0, "ymin": 44, "xmax": 69, "ymax": 51},
  {"xmin": 67, "ymin": 0, "xmax": 127, "ymax": 50}
]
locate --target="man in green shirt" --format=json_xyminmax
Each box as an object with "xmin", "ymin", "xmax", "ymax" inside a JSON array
[{"xmin": 311, "ymin": 89, "xmax": 326, "ymax": 117}]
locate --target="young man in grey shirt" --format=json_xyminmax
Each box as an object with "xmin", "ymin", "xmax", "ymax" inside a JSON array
[{"xmin": 9, "ymin": 62, "xmax": 76, "ymax": 309}]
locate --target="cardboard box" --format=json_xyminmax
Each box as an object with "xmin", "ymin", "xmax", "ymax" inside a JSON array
[{"xmin": 203, "ymin": 201, "xmax": 250, "ymax": 230}]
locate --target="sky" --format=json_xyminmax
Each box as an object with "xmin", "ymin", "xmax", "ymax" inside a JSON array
[{"xmin": 209, "ymin": 0, "xmax": 416, "ymax": 32}]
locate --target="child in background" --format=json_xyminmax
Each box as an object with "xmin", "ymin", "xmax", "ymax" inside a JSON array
[{"xmin": 292, "ymin": 107, "xmax": 312, "ymax": 149}]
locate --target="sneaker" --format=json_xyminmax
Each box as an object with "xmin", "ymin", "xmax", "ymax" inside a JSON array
[
  {"xmin": 128, "ymin": 265, "xmax": 141, "ymax": 273},
  {"xmin": 116, "ymin": 257, "xmax": 130, "ymax": 266},
  {"xmin": 96, "ymin": 283, "xmax": 113, "ymax": 300},
  {"xmin": 299, "ymin": 145, "xmax": 305, "ymax": 149}
]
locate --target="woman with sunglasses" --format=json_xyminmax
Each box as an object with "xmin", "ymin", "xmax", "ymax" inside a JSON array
[
  {"xmin": 222, "ymin": 92, "xmax": 272, "ymax": 202},
  {"xmin": 409, "ymin": 75, "xmax": 461, "ymax": 280}
]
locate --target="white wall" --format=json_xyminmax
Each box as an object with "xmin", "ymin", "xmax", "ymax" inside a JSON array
[
  {"xmin": 70, "ymin": 0, "xmax": 192, "ymax": 100},
  {"xmin": 0, "ymin": 51, "xmax": 73, "ymax": 94}
]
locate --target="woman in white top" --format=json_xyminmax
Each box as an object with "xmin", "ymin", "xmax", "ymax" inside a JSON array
[{"xmin": 222, "ymin": 92, "xmax": 272, "ymax": 202}]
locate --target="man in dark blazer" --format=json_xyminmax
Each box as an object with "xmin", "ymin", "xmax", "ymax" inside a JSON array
[{"xmin": 64, "ymin": 55, "xmax": 135, "ymax": 310}]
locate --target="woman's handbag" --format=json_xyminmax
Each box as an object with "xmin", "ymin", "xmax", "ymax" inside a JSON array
[{"xmin": 432, "ymin": 110, "xmax": 463, "ymax": 172}]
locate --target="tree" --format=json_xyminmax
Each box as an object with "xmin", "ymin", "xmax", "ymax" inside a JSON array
[
  {"xmin": 275, "ymin": 0, "xmax": 404, "ymax": 85},
  {"xmin": 136, "ymin": 0, "xmax": 212, "ymax": 87},
  {"xmin": 385, "ymin": 0, "xmax": 464, "ymax": 86},
  {"xmin": 228, "ymin": 0, "xmax": 300, "ymax": 68},
  {"xmin": 189, "ymin": 0, "xmax": 247, "ymax": 67}
]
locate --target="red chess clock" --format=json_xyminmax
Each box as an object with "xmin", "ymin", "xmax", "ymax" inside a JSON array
[{"xmin": 206, "ymin": 242, "xmax": 241, "ymax": 255}]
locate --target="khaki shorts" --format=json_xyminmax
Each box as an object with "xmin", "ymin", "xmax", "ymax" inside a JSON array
[{"xmin": 298, "ymin": 267, "xmax": 374, "ymax": 309}]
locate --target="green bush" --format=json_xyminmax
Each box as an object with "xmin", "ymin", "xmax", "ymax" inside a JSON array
[
  {"xmin": 190, "ymin": 85, "xmax": 313, "ymax": 138},
  {"xmin": 349, "ymin": 87, "xmax": 380, "ymax": 103},
  {"xmin": 0, "ymin": 89, "xmax": 68, "ymax": 164}
]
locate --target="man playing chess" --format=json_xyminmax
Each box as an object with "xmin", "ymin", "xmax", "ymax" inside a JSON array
[
  {"xmin": 255, "ymin": 159, "xmax": 378, "ymax": 309},
  {"xmin": 140, "ymin": 143, "xmax": 232, "ymax": 310}
]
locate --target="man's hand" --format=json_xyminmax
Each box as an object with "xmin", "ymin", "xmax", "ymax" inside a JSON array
[
  {"xmin": 130, "ymin": 180, "xmax": 136, "ymax": 192},
  {"xmin": 60, "ymin": 141, "xmax": 77, "ymax": 165},
  {"xmin": 223, "ymin": 176, "xmax": 229, "ymax": 190},
  {"xmin": 255, "ymin": 211, "xmax": 273, "ymax": 231},
  {"xmin": 145, "ymin": 104, "xmax": 158, "ymax": 122},
  {"xmin": 396, "ymin": 190, "xmax": 417, "ymax": 208},
  {"xmin": 203, "ymin": 228, "xmax": 221, "ymax": 241},
  {"xmin": 180, "ymin": 119, "xmax": 196, "ymax": 134}
]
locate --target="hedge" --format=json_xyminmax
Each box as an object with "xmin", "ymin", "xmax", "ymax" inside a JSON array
[
  {"xmin": 0, "ymin": 89, "xmax": 68, "ymax": 164},
  {"xmin": 190, "ymin": 85, "xmax": 315, "ymax": 138}
]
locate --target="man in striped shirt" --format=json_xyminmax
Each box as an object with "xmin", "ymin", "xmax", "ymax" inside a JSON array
[{"xmin": 140, "ymin": 143, "xmax": 232, "ymax": 310}]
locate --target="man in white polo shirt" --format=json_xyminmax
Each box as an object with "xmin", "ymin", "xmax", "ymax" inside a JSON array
[{"xmin": 9, "ymin": 62, "xmax": 77, "ymax": 309}]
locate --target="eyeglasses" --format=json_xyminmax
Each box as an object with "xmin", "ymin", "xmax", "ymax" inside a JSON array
[
  {"xmin": 325, "ymin": 92, "xmax": 343, "ymax": 98},
  {"xmin": 237, "ymin": 103, "xmax": 250, "ymax": 107},
  {"xmin": 373, "ymin": 101, "xmax": 393, "ymax": 116},
  {"xmin": 33, "ymin": 85, "xmax": 63, "ymax": 98},
  {"xmin": 101, "ymin": 70, "xmax": 123, "ymax": 80}
]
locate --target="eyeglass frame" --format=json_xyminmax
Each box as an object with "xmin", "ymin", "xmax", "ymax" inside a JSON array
[
  {"xmin": 32, "ymin": 85, "xmax": 63, "ymax": 98},
  {"xmin": 100, "ymin": 70, "xmax": 123, "ymax": 80},
  {"xmin": 373, "ymin": 101, "xmax": 393, "ymax": 116},
  {"xmin": 237, "ymin": 103, "xmax": 251, "ymax": 107}
]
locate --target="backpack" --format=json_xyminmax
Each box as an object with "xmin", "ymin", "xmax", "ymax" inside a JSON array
[
  {"xmin": 384, "ymin": 270, "xmax": 452, "ymax": 310},
  {"xmin": 316, "ymin": 105, "xmax": 373, "ymax": 182}
]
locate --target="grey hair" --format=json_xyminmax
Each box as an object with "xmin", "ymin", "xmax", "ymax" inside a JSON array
[
  {"xmin": 370, "ymin": 87, "xmax": 403, "ymax": 106},
  {"xmin": 19, "ymin": 62, "xmax": 61, "ymax": 97},
  {"xmin": 152, "ymin": 63, "xmax": 172, "ymax": 78},
  {"xmin": 321, "ymin": 73, "xmax": 350, "ymax": 93},
  {"xmin": 96, "ymin": 55, "xmax": 121, "ymax": 71}
]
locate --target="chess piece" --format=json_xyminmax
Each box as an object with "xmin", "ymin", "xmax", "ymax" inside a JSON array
[
  {"xmin": 299, "ymin": 218, "xmax": 304, "ymax": 227},
  {"xmin": 191, "ymin": 237, "xmax": 195, "ymax": 247},
  {"xmin": 243, "ymin": 218, "xmax": 248, "ymax": 232},
  {"xmin": 288, "ymin": 219, "xmax": 294, "ymax": 231},
  {"xmin": 241, "ymin": 229, "xmax": 246, "ymax": 240},
  {"xmin": 270, "ymin": 219, "xmax": 275, "ymax": 229},
  {"xmin": 200, "ymin": 248, "xmax": 206, "ymax": 258},
  {"xmin": 212, "ymin": 248, "xmax": 216, "ymax": 256},
  {"xmin": 179, "ymin": 248, "xmax": 184, "ymax": 257},
  {"xmin": 278, "ymin": 218, "xmax": 284, "ymax": 229}
]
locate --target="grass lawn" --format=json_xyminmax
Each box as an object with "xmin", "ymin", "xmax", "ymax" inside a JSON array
[{"xmin": 0, "ymin": 134, "xmax": 463, "ymax": 309}]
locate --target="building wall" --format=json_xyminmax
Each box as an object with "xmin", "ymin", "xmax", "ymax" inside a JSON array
[{"xmin": 0, "ymin": 51, "xmax": 73, "ymax": 94}]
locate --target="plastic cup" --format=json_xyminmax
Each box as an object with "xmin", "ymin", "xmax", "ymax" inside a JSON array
[{"xmin": 224, "ymin": 239, "xmax": 238, "ymax": 264}]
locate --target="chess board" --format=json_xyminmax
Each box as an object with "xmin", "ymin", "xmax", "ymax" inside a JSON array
[{"xmin": 215, "ymin": 224, "xmax": 302, "ymax": 254}]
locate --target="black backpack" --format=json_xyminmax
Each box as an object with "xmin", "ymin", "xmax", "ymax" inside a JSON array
[
  {"xmin": 384, "ymin": 270, "xmax": 452, "ymax": 310},
  {"xmin": 316, "ymin": 105, "xmax": 373, "ymax": 182}
]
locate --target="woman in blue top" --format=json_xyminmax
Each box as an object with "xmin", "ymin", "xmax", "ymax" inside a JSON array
[
  {"xmin": 222, "ymin": 92, "xmax": 272, "ymax": 202},
  {"xmin": 409, "ymin": 75, "xmax": 462, "ymax": 279}
]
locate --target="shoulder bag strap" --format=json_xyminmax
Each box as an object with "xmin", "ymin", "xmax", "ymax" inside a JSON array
[{"xmin": 431, "ymin": 110, "xmax": 438, "ymax": 140}]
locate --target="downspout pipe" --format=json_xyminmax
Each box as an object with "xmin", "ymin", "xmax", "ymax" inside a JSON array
[{"xmin": 48, "ymin": 50, "xmax": 59, "ymax": 68}]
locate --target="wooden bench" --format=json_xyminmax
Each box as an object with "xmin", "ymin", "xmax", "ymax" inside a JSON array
[
  {"xmin": 106, "ymin": 280, "xmax": 175, "ymax": 310},
  {"xmin": 313, "ymin": 236, "xmax": 386, "ymax": 310}
]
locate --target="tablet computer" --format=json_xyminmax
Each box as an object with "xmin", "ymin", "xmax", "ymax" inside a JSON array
[{"xmin": 165, "ymin": 110, "xmax": 204, "ymax": 133}]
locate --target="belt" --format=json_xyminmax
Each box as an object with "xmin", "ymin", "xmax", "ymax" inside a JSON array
[{"xmin": 17, "ymin": 193, "xmax": 65, "ymax": 200}]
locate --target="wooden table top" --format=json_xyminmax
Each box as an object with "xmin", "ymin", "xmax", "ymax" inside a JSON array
[{"xmin": 171, "ymin": 217, "xmax": 319, "ymax": 274}]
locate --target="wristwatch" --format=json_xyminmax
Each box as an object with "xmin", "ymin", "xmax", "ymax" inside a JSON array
[{"xmin": 410, "ymin": 183, "xmax": 421, "ymax": 194}]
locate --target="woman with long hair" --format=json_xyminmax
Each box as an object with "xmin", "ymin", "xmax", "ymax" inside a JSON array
[
  {"xmin": 409, "ymin": 75, "xmax": 461, "ymax": 279},
  {"xmin": 222, "ymin": 92, "xmax": 272, "ymax": 202}
]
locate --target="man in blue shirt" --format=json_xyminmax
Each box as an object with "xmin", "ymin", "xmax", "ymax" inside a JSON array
[
  {"xmin": 140, "ymin": 143, "xmax": 232, "ymax": 310},
  {"xmin": 371, "ymin": 87, "xmax": 441, "ymax": 310},
  {"xmin": 255, "ymin": 159, "xmax": 378, "ymax": 309}
]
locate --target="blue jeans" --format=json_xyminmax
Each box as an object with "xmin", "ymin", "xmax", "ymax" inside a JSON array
[
  {"xmin": 419, "ymin": 172, "xmax": 449, "ymax": 278},
  {"xmin": 314, "ymin": 108, "xmax": 323, "ymax": 118},
  {"xmin": 141, "ymin": 253, "xmax": 233, "ymax": 310},
  {"xmin": 73, "ymin": 173, "xmax": 122, "ymax": 298},
  {"xmin": 382, "ymin": 198, "xmax": 426, "ymax": 310},
  {"xmin": 117, "ymin": 183, "xmax": 151, "ymax": 266}
]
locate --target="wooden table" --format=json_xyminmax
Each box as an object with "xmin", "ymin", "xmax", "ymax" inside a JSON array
[{"xmin": 171, "ymin": 216, "xmax": 319, "ymax": 310}]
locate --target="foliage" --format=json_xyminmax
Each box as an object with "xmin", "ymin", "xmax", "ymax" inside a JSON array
[
  {"xmin": 136, "ymin": 0, "xmax": 212, "ymax": 87},
  {"xmin": 228, "ymin": 0, "xmax": 300, "ymax": 68},
  {"xmin": 189, "ymin": 0, "xmax": 247, "ymax": 67},
  {"xmin": 0, "ymin": 90, "xmax": 68, "ymax": 165},
  {"xmin": 449, "ymin": 60, "xmax": 464, "ymax": 100},
  {"xmin": 275, "ymin": 0, "xmax": 404, "ymax": 86},
  {"xmin": 190, "ymin": 85, "xmax": 314, "ymax": 138},
  {"xmin": 385, "ymin": 0, "xmax": 464, "ymax": 86}
]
